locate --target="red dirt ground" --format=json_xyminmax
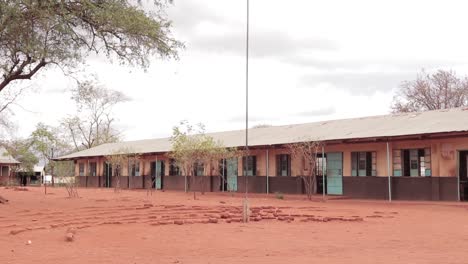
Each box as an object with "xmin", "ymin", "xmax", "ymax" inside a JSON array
[{"xmin": 1, "ymin": 187, "xmax": 468, "ymax": 264}]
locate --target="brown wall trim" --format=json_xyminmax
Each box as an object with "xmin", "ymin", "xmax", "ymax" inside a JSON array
[{"xmin": 74, "ymin": 175, "xmax": 459, "ymax": 201}]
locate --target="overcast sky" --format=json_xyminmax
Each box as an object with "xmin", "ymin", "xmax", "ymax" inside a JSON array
[{"xmin": 7, "ymin": 0, "xmax": 468, "ymax": 141}]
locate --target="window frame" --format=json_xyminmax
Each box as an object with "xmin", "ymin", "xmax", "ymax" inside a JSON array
[
  {"xmin": 169, "ymin": 159, "xmax": 181, "ymax": 176},
  {"xmin": 130, "ymin": 160, "xmax": 140, "ymax": 177},
  {"xmin": 242, "ymin": 155, "xmax": 257, "ymax": 176},
  {"xmin": 89, "ymin": 162, "xmax": 97, "ymax": 177},
  {"xmin": 393, "ymin": 148, "xmax": 431, "ymax": 177},
  {"xmin": 193, "ymin": 161, "xmax": 204, "ymax": 176},
  {"xmin": 351, "ymin": 151, "xmax": 376, "ymax": 176},
  {"xmin": 79, "ymin": 163, "xmax": 85, "ymax": 176},
  {"xmin": 276, "ymin": 154, "xmax": 291, "ymax": 176}
]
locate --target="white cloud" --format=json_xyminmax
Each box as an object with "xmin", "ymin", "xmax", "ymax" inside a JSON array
[{"xmin": 5, "ymin": 0, "xmax": 468, "ymax": 142}]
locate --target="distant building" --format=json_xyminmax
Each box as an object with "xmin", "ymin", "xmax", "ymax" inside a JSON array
[
  {"xmin": 0, "ymin": 146, "xmax": 20, "ymax": 185},
  {"xmin": 54, "ymin": 108, "xmax": 468, "ymax": 201}
]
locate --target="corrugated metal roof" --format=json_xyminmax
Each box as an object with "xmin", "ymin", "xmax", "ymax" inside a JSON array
[
  {"xmin": 0, "ymin": 146, "xmax": 20, "ymax": 164},
  {"xmin": 55, "ymin": 107, "xmax": 468, "ymax": 160}
]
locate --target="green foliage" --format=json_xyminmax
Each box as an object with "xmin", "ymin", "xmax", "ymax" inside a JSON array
[
  {"xmin": 169, "ymin": 121, "xmax": 232, "ymax": 177},
  {"xmin": 2, "ymin": 139, "xmax": 38, "ymax": 174},
  {"xmin": 30, "ymin": 123, "xmax": 71, "ymax": 171},
  {"xmin": 0, "ymin": 0, "xmax": 182, "ymax": 92},
  {"xmin": 54, "ymin": 160, "xmax": 75, "ymax": 177}
]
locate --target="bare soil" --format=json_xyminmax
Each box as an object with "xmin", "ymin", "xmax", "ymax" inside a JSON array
[{"xmin": 1, "ymin": 187, "xmax": 468, "ymax": 264}]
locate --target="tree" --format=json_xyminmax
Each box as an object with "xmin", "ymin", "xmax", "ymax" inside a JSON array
[
  {"xmin": 54, "ymin": 160, "xmax": 78, "ymax": 197},
  {"xmin": 287, "ymin": 140, "xmax": 323, "ymax": 200},
  {"xmin": 0, "ymin": 0, "xmax": 182, "ymax": 93},
  {"xmin": 392, "ymin": 69, "xmax": 468, "ymax": 113},
  {"xmin": 62, "ymin": 79, "xmax": 129, "ymax": 150},
  {"xmin": 30, "ymin": 123, "xmax": 71, "ymax": 186},
  {"xmin": 105, "ymin": 147, "xmax": 135, "ymax": 192},
  {"xmin": 169, "ymin": 121, "xmax": 229, "ymax": 199},
  {"xmin": 2, "ymin": 139, "xmax": 39, "ymax": 183}
]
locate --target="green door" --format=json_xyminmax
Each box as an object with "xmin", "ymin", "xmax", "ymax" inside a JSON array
[
  {"xmin": 226, "ymin": 158, "xmax": 238, "ymax": 191},
  {"xmin": 155, "ymin": 161, "xmax": 164, "ymax": 190},
  {"xmin": 327, "ymin": 152, "xmax": 343, "ymax": 195}
]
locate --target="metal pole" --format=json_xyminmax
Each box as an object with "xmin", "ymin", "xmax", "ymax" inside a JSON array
[
  {"xmin": 155, "ymin": 156, "xmax": 158, "ymax": 190},
  {"xmin": 322, "ymin": 146, "xmax": 325, "ymax": 199},
  {"xmin": 457, "ymin": 151, "xmax": 460, "ymax": 202},
  {"xmin": 386, "ymin": 141, "xmax": 392, "ymax": 202},
  {"xmin": 244, "ymin": 0, "xmax": 250, "ymax": 198},
  {"xmin": 222, "ymin": 159, "xmax": 225, "ymax": 192},
  {"xmin": 266, "ymin": 149, "xmax": 269, "ymax": 194}
]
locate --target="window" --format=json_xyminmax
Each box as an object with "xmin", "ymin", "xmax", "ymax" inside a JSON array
[
  {"xmin": 0, "ymin": 166, "xmax": 7, "ymax": 177},
  {"xmin": 276, "ymin": 154, "xmax": 291, "ymax": 176},
  {"xmin": 193, "ymin": 162, "xmax": 204, "ymax": 176},
  {"xmin": 393, "ymin": 148, "xmax": 431, "ymax": 177},
  {"xmin": 219, "ymin": 159, "xmax": 226, "ymax": 176},
  {"xmin": 315, "ymin": 154, "xmax": 326, "ymax": 177},
  {"xmin": 242, "ymin": 156, "xmax": 257, "ymax": 176},
  {"xmin": 89, "ymin": 162, "xmax": 97, "ymax": 176},
  {"xmin": 169, "ymin": 159, "xmax": 180, "ymax": 176},
  {"xmin": 351, "ymin": 152, "xmax": 376, "ymax": 176},
  {"xmin": 130, "ymin": 160, "xmax": 140, "ymax": 176},
  {"xmin": 79, "ymin": 163, "xmax": 85, "ymax": 176}
]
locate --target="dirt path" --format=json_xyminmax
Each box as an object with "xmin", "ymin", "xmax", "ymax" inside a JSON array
[{"xmin": 1, "ymin": 187, "xmax": 468, "ymax": 264}]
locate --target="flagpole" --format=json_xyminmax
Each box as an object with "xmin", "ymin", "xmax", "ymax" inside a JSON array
[{"xmin": 243, "ymin": 0, "xmax": 250, "ymax": 223}]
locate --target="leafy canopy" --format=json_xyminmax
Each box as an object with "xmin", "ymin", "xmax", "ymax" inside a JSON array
[
  {"xmin": 170, "ymin": 121, "xmax": 232, "ymax": 176},
  {"xmin": 0, "ymin": 0, "xmax": 182, "ymax": 92}
]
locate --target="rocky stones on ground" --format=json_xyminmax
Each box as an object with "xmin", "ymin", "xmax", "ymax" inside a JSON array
[
  {"xmin": 65, "ymin": 233, "xmax": 74, "ymax": 242},
  {"xmin": 208, "ymin": 218, "xmax": 218, "ymax": 223},
  {"xmin": 0, "ymin": 195, "xmax": 8, "ymax": 204},
  {"xmin": 174, "ymin": 220, "xmax": 184, "ymax": 225},
  {"xmin": 220, "ymin": 213, "xmax": 230, "ymax": 219},
  {"xmin": 10, "ymin": 228, "xmax": 26, "ymax": 235}
]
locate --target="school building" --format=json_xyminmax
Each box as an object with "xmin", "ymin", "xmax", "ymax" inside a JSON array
[
  {"xmin": 0, "ymin": 146, "xmax": 20, "ymax": 185},
  {"xmin": 54, "ymin": 108, "xmax": 468, "ymax": 201}
]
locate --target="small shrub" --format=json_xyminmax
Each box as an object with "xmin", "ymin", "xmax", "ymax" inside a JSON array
[{"xmin": 275, "ymin": 192, "xmax": 284, "ymax": 200}]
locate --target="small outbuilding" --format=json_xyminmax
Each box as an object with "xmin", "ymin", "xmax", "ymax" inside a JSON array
[{"xmin": 0, "ymin": 146, "xmax": 20, "ymax": 185}]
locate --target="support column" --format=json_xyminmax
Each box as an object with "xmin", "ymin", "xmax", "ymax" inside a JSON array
[
  {"xmin": 457, "ymin": 151, "xmax": 460, "ymax": 202},
  {"xmin": 266, "ymin": 149, "xmax": 269, "ymax": 194},
  {"xmin": 387, "ymin": 141, "xmax": 392, "ymax": 202},
  {"xmin": 222, "ymin": 159, "xmax": 225, "ymax": 192},
  {"xmin": 322, "ymin": 146, "xmax": 325, "ymax": 199}
]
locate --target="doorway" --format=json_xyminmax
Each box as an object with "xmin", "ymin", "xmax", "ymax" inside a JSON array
[
  {"xmin": 104, "ymin": 163, "xmax": 112, "ymax": 188},
  {"xmin": 326, "ymin": 152, "xmax": 343, "ymax": 195},
  {"xmin": 150, "ymin": 160, "xmax": 165, "ymax": 190},
  {"xmin": 459, "ymin": 151, "xmax": 468, "ymax": 201},
  {"xmin": 226, "ymin": 158, "xmax": 238, "ymax": 191}
]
